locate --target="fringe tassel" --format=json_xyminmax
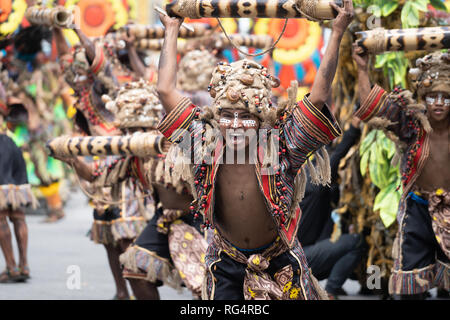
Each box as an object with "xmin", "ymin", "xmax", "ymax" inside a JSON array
[
  {"xmin": 7, "ymin": 187, "xmax": 16, "ymax": 210},
  {"xmin": 367, "ymin": 117, "xmax": 397, "ymax": 129},
  {"xmin": 120, "ymin": 245, "xmax": 183, "ymax": 292},
  {"xmin": 414, "ymin": 112, "xmax": 432, "ymax": 133},
  {"xmin": 292, "ymin": 168, "xmax": 307, "ymax": 209},
  {"xmin": 154, "ymin": 158, "xmax": 165, "ymax": 184},
  {"xmin": 0, "ymin": 188, "xmax": 6, "ymax": 210},
  {"xmin": 321, "ymin": 146, "xmax": 331, "ymax": 184},
  {"xmin": 306, "ymin": 158, "xmax": 320, "ymax": 185},
  {"xmin": 314, "ymin": 150, "xmax": 328, "ymax": 185}
]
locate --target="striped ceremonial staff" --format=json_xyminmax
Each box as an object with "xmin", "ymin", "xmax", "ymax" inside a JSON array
[
  {"xmin": 25, "ymin": 5, "xmax": 74, "ymax": 28},
  {"xmin": 135, "ymin": 33, "xmax": 272, "ymax": 51},
  {"xmin": 165, "ymin": 0, "xmax": 340, "ymax": 20},
  {"xmin": 118, "ymin": 22, "xmax": 212, "ymax": 39},
  {"xmin": 47, "ymin": 133, "xmax": 166, "ymax": 158},
  {"xmin": 355, "ymin": 27, "xmax": 450, "ymax": 54}
]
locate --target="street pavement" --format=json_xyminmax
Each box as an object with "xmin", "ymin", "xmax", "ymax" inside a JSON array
[{"xmin": 0, "ymin": 190, "xmax": 443, "ymax": 300}]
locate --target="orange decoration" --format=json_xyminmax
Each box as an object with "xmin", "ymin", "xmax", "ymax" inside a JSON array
[
  {"xmin": 267, "ymin": 19, "xmax": 308, "ymax": 50},
  {"xmin": 0, "ymin": 0, "xmax": 12, "ymax": 23},
  {"xmin": 77, "ymin": 0, "xmax": 115, "ymax": 37}
]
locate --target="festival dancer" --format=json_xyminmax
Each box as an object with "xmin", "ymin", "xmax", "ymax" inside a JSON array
[
  {"xmin": 119, "ymin": 51, "xmax": 217, "ymax": 300},
  {"xmin": 156, "ymin": 0, "xmax": 354, "ymax": 300},
  {"xmin": 52, "ymin": 26, "xmax": 148, "ymax": 300},
  {"xmin": 0, "ymin": 82, "xmax": 38, "ymax": 283},
  {"xmin": 353, "ymin": 45, "xmax": 449, "ymax": 299}
]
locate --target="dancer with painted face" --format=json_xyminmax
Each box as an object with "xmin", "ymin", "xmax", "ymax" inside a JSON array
[
  {"xmin": 156, "ymin": 0, "xmax": 354, "ymax": 300},
  {"xmin": 119, "ymin": 50, "xmax": 218, "ymax": 300},
  {"xmin": 52, "ymin": 26, "xmax": 148, "ymax": 300},
  {"xmin": 353, "ymin": 46, "xmax": 450, "ymax": 299}
]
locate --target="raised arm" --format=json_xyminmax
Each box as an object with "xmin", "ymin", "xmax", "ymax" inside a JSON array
[
  {"xmin": 122, "ymin": 34, "xmax": 147, "ymax": 79},
  {"xmin": 308, "ymin": 0, "xmax": 354, "ymax": 109},
  {"xmin": 52, "ymin": 27, "xmax": 71, "ymax": 57},
  {"xmin": 74, "ymin": 28, "xmax": 96, "ymax": 64},
  {"xmin": 352, "ymin": 43, "xmax": 371, "ymax": 106},
  {"xmin": 156, "ymin": 13, "xmax": 186, "ymax": 114}
]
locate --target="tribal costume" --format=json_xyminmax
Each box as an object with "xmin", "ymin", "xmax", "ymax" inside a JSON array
[
  {"xmin": 119, "ymin": 54, "xmax": 214, "ymax": 297},
  {"xmin": 158, "ymin": 59, "xmax": 341, "ymax": 300},
  {"xmin": 354, "ymin": 51, "xmax": 450, "ymax": 296},
  {"xmin": 59, "ymin": 43, "xmax": 149, "ymax": 244},
  {"xmin": 120, "ymin": 158, "xmax": 208, "ymax": 297}
]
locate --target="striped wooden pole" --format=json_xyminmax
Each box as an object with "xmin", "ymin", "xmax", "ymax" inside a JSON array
[
  {"xmin": 25, "ymin": 6, "xmax": 73, "ymax": 28},
  {"xmin": 47, "ymin": 133, "xmax": 165, "ymax": 158},
  {"xmin": 355, "ymin": 27, "xmax": 450, "ymax": 54},
  {"xmin": 118, "ymin": 23, "xmax": 212, "ymax": 39},
  {"xmin": 165, "ymin": 0, "xmax": 339, "ymax": 20}
]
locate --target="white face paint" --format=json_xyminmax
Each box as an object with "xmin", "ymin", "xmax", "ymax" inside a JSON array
[
  {"xmin": 74, "ymin": 74, "xmax": 88, "ymax": 83},
  {"xmin": 233, "ymin": 112, "xmax": 239, "ymax": 128},
  {"xmin": 426, "ymin": 93, "xmax": 450, "ymax": 106},
  {"xmin": 219, "ymin": 118, "xmax": 231, "ymax": 125},
  {"xmin": 242, "ymin": 120, "xmax": 256, "ymax": 127},
  {"xmin": 426, "ymin": 96, "xmax": 436, "ymax": 105},
  {"xmin": 220, "ymin": 112, "xmax": 257, "ymax": 128}
]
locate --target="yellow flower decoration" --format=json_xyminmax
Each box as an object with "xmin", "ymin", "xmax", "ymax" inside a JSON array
[
  {"xmin": 283, "ymin": 281, "xmax": 292, "ymax": 293},
  {"xmin": 252, "ymin": 256, "xmax": 260, "ymax": 266},
  {"xmin": 0, "ymin": 0, "xmax": 27, "ymax": 39},
  {"xmin": 184, "ymin": 232, "xmax": 194, "ymax": 241},
  {"xmin": 436, "ymin": 188, "xmax": 444, "ymax": 196},
  {"xmin": 290, "ymin": 287, "xmax": 299, "ymax": 299},
  {"xmin": 248, "ymin": 287, "xmax": 256, "ymax": 298},
  {"xmin": 67, "ymin": 105, "xmax": 77, "ymax": 119}
]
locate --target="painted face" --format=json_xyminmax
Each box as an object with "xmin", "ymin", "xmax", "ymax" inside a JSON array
[
  {"xmin": 72, "ymin": 68, "xmax": 90, "ymax": 90},
  {"xmin": 219, "ymin": 109, "xmax": 260, "ymax": 151},
  {"xmin": 425, "ymin": 92, "xmax": 450, "ymax": 122},
  {"xmin": 219, "ymin": 111, "xmax": 258, "ymax": 129}
]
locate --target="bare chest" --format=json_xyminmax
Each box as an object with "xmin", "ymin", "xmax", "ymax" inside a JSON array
[
  {"xmin": 216, "ymin": 165, "xmax": 266, "ymax": 206},
  {"xmin": 416, "ymin": 130, "xmax": 450, "ymax": 190}
]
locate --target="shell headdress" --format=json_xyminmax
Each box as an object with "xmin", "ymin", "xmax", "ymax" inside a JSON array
[
  {"xmin": 177, "ymin": 49, "xmax": 218, "ymax": 93},
  {"xmin": 409, "ymin": 51, "xmax": 450, "ymax": 99},
  {"xmin": 102, "ymin": 79, "xmax": 163, "ymax": 129},
  {"xmin": 205, "ymin": 59, "xmax": 280, "ymax": 127}
]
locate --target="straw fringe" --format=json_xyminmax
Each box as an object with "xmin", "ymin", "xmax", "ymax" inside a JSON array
[
  {"xmin": 120, "ymin": 246, "xmax": 183, "ymax": 292},
  {"xmin": 0, "ymin": 185, "xmax": 38, "ymax": 210}
]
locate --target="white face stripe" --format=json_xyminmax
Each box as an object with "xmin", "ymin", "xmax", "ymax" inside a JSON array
[
  {"xmin": 426, "ymin": 96, "xmax": 436, "ymax": 105},
  {"xmin": 220, "ymin": 112, "xmax": 257, "ymax": 128},
  {"xmin": 233, "ymin": 112, "xmax": 239, "ymax": 128},
  {"xmin": 242, "ymin": 120, "xmax": 256, "ymax": 127},
  {"xmin": 426, "ymin": 93, "xmax": 450, "ymax": 106},
  {"xmin": 219, "ymin": 118, "xmax": 231, "ymax": 125}
]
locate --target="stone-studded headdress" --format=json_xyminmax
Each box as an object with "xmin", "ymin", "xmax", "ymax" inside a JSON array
[
  {"xmin": 409, "ymin": 51, "xmax": 450, "ymax": 99},
  {"xmin": 177, "ymin": 49, "xmax": 218, "ymax": 93},
  {"xmin": 102, "ymin": 79, "xmax": 163, "ymax": 129},
  {"xmin": 63, "ymin": 44, "xmax": 91, "ymax": 87},
  {"xmin": 204, "ymin": 59, "xmax": 280, "ymax": 127},
  {"xmin": 63, "ymin": 43, "xmax": 116, "ymax": 98}
]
